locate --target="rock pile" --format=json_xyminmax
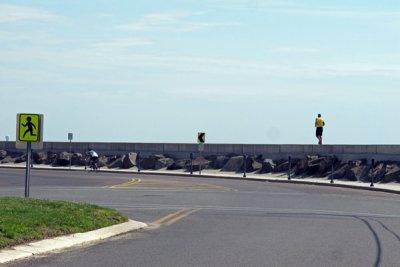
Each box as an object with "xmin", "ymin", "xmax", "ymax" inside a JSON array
[{"xmin": 1, "ymin": 150, "xmax": 400, "ymax": 183}]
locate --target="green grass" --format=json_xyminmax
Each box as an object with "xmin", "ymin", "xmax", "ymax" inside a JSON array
[{"xmin": 0, "ymin": 197, "xmax": 128, "ymax": 249}]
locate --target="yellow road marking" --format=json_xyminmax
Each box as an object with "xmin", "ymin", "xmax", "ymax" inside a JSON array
[
  {"xmin": 127, "ymin": 179, "xmax": 235, "ymax": 191},
  {"xmin": 108, "ymin": 178, "xmax": 235, "ymax": 191},
  {"xmin": 109, "ymin": 178, "xmax": 141, "ymax": 188},
  {"xmin": 153, "ymin": 208, "xmax": 199, "ymax": 226}
]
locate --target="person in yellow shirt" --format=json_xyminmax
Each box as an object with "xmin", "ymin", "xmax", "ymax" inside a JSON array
[{"xmin": 315, "ymin": 114, "xmax": 325, "ymax": 145}]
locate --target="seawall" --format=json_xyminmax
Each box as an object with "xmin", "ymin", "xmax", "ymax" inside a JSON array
[{"xmin": 1, "ymin": 142, "xmax": 400, "ymax": 161}]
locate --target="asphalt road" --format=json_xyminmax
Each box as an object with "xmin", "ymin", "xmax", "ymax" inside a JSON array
[{"xmin": 1, "ymin": 168, "xmax": 400, "ymax": 267}]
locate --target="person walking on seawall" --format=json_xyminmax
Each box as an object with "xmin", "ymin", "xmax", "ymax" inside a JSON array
[{"xmin": 315, "ymin": 114, "xmax": 325, "ymax": 145}]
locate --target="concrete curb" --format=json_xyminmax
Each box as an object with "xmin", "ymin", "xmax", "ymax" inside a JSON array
[
  {"xmin": 0, "ymin": 219, "xmax": 147, "ymax": 264},
  {"xmin": 1, "ymin": 165, "xmax": 400, "ymax": 195}
]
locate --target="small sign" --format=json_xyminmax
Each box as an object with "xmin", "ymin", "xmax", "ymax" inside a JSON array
[
  {"xmin": 68, "ymin": 133, "xmax": 73, "ymax": 141},
  {"xmin": 16, "ymin": 113, "xmax": 44, "ymax": 150},
  {"xmin": 197, "ymin": 132, "xmax": 205, "ymax": 144}
]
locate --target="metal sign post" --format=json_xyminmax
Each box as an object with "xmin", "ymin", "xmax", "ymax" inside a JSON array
[
  {"xmin": 197, "ymin": 132, "xmax": 205, "ymax": 175},
  {"xmin": 330, "ymin": 156, "xmax": 335, "ymax": 184},
  {"xmin": 25, "ymin": 142, "xmax": 32, "ymax": 198},
  {"xmin": 198, "ymin": 144, "xmax": 204, "ymax": 175},
  {"xmin": 68, "ymin": 133, "xmax": 73, "ymax": 169}
]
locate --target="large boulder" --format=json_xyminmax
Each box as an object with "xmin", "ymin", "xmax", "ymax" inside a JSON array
[
  {"xmin": 226, "ymin": 153, "xmax": 239, "ymax": 158},
  {"xmin": 274, "ymin": 161, "xmax": 290, "ymax": 173},
  {"xmin": 369, "ymin": 162, "xmax": 386, "ymax": 183},
  {"xmin": 97, "ymin": 156, "xmax": 108, "ymax": 168},
  {"xmin": 186, "ymin": 157, "xmax": 210, "ymax": 172},
  {"xmin": 306, "ymin": 163, "xmax": 320, "ymax": 175},
  {"xmin": 0, "ymin": 150, "xmax": 7, "ymax": 160},
  {"xmin": 6, "ymin": 150, "xmax": 23, "ymax": 158},
  {"xmin": 317, "ymin": 157, "xmax": 337, "ymax": 176},
  {"xmin": 121, "ymin": 153, "xmax": 137, "ymax": 169},
  {"xmin": 32, "ymin": 152, "xmax": 47, "ymax": 164},
  {"xmin": 222, "ymin": 156, "xmax": 244, "ymax": 172},
  {"xmin": 295, "ymin": 158, "xmax": 309, "ymax": 175},
  {"xmin": 1, "ymin": 156, "xmax": 13, "ymax": 164},
  {"xmin": 54, "ymin": 152, "xmax": 71, "ymax": 166},
  {"xmin": 306, "ymin": 157, "xmax": 335, "ymax": 176},
  {"xmin": 207, "ymin": 155, "xmax": 229, "ymax": 169},
  {"xmin": 45, "ymin": 152, "xmax": 58, "ymax": 165},
  {"xmin": 250, "ymin": 155, "xmax": 263, "ymax": 171},
  {"xmin": 139, "ymin": 154, "xmax": 165, "ymax": 170},
  {"xmin": 106, "ymin": 155, "xmax": 119, "ymax": 165},
  {"xmin": 71, "ymin": 153, "xmax": 85, "ymax": 166},
  {"xmin": 382, "ymin": 164, "xmax": 400, "ymax": 183},
  {"xmin": 345, "ymin": 165, "xmax": 370, "ymax": 182},
  {"xmin": 329, "ymin": 164, "xmax": 350, "ymax": 180},
  {"xmin": 274, "ymin": 158, "xmax": 287, "ymax": 166},
  {"xmin": 167, "ymin": 159, "xmax": 189, "ymax": 170},
  {"xmin": 259, "ymin": 159, "xmax": 275, "ymax": 174},
  {"xmin": 108, "ymin": 156, "xmax": 123, "ymax": 168},
  {"xmin": 155, "ymin": 157, "xmax": 174, "ymax": 170},
  {"xmin": 252, "ymin": 159, "xmax": 262, "ymax": 171},
  {"xmin": 14, "ymin": 154, "xmax": 26, "ymax": 163}
]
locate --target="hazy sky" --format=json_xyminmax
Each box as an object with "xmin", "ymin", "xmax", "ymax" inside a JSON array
[{"xmin": 0, "ymin": 0, "xmax": 399, "ymax": 144}]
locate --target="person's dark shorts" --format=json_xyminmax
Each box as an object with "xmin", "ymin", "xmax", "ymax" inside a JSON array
[{"xmin": 316, "ymin": 127, "xmax": 323, "ymax": 137}]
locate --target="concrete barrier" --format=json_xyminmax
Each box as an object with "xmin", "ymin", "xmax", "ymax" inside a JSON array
[{"xmin": 1, "ymin": 141, "xmax": 400, "ymax": 161}]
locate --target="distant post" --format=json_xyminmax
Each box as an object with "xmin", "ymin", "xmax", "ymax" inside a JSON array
[
  {"xmin": 190, "ymin": 153, "xmax": 194, "ymax": 175},
  {"xmin": 330, "ymin": 155, "xmax": 334, "ymax": 184},
  {"xmin": 137, "ymin": 152, "xmax": 141, "ymax": 173},
  {"xmin": 68, "ymin": 133, "xmax": 73, "ymax": 170},
  {"xmin": 243, "ymin": 154, "xmax": 247, "ymax": 178},
  {"xmin": 370, "ymin": 158, "xmax": 375, "ymax": 187}
]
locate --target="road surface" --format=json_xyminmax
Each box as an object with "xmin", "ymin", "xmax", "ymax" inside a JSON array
[{"xmin": 1, "ymin": 168, "xmax": 400, "ymax": 267}]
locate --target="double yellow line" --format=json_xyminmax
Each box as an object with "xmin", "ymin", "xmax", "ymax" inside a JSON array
[
  {"xmin": 110, "ymin": 178, "xmax": 141, "ymax": 188},
  {"xmin": 153, "ymin": 208, "xmax": 199, "ymax": 226}
]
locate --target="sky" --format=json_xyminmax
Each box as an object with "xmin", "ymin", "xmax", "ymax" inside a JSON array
[{"xmin": 0, "ymin": 0, "xmax": 399, "ymax": 144}]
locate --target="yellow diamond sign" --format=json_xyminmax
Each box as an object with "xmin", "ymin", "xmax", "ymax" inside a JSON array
[{"xmin": 17, "ymin": 114, "xmax": 41, "ymax": 142}]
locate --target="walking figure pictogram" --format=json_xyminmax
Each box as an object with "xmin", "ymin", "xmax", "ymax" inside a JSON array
[{"xmin": 22, "ymin": 117, "xmax": 37, "ymax": 138}]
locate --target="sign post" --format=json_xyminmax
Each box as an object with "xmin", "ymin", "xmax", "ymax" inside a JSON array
[
  {"xmin": 16, "ymin": 113, "xmax": 43, "ymax": 198},
  {"xmin": 24, "ymin": 142, "xmax": 32, "ymax": 198},
  {"xmin": 197, "ymin": 132, "xmax": 205, "ymax": 175},
  {"xmin": 68, "ymin": 133, "xmax": 73, "ymax": 169}
]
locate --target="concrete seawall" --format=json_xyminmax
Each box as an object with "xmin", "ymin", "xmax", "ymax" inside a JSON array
[{"xmin": 1, "ymin": 142, "xmax": 400, "ymax": 161}]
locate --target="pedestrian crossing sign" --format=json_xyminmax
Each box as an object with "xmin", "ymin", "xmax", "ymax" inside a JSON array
[{"xmin": 17, "ymin": 114, "xmax": 41, "ymax": 142}]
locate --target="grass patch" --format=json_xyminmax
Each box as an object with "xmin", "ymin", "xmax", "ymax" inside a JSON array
[{"xmin": 0, "ymin": 197, "xmax": 128, "ymax": 249}]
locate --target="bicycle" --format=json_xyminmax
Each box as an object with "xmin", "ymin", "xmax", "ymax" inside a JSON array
[{"xmin": 85, "ymin": 156, "xmax": 99, "ymax": 172}]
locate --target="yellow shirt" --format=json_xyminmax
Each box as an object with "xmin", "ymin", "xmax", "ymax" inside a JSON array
[{"xmin": 315, "ymin": 117, "xmax": 325, "ymax": 128}]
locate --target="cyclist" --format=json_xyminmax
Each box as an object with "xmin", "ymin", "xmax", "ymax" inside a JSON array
[{"xmin": 86, "ymin": 149, "xmax": 99, "ymax": 170}]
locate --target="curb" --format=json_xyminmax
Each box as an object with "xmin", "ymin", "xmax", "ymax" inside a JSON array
[
  {"xmin": 0, "ymin": 219, "xmax": 147, "ymax": 264},
  {"xmin": 1, "ymin": 165, "xmax": 400, "ymax": 195}
]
